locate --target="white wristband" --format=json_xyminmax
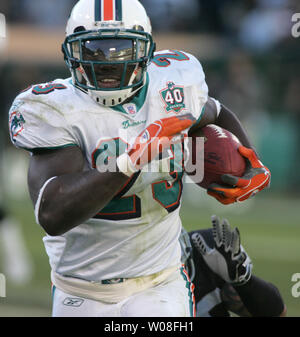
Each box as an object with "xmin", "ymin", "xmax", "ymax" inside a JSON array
[
  {"xmin": 34, "ymin": 176, "xmax": 57, "ymax": 225},
  {"xmin": 116, "ymin": 153, "xmax": 138, "ymax": 177}
]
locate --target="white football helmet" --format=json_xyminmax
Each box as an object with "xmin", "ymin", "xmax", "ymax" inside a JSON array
[{"xmin": 62, "ymin": 0, "xmax": 155, "ymax": 106}]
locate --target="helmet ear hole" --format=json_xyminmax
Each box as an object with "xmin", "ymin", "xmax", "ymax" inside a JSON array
[
  {"xmin": 132, "ymin": 25, "xmax": 144, "ymax": 32},
  {"xmin": 74, "ymin": 26, "xmax": 86, "ymax": 33}
]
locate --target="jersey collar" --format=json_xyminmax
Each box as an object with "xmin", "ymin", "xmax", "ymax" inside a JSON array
[{"xmin": 111, "ymin": 73, "xmax": 149, "ymax": 116}]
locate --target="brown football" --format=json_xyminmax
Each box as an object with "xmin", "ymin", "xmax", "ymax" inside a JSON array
[{"xmin": 187, "ymin": 124, "xmax": 246, "ymax": 189}]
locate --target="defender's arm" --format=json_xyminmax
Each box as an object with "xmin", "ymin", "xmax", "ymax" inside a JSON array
[
  {"xmin": 190, "ymin": 217, "xmax": 286, "ymax": 317},
  {"xmin": 221, "ymin": 277, "xmax": 287, "ymax": 317}
]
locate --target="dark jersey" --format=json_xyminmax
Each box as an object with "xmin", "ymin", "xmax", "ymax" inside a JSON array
[{"xmin": 188, "ymin": 229, "xmax": 230, "ymax": 317}]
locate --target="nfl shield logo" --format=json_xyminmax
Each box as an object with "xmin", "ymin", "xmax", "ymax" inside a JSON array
[{"xmin": 124, "ymin": 103, "xmax": 137, "ymax": 116}]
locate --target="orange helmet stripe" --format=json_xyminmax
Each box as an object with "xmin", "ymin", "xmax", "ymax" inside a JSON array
[{"xmin": 103, "ymin": 0, "xmax": 114, "ymax": 21}]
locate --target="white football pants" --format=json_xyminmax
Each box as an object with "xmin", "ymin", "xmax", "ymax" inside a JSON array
[{"xmin": 52, "ymin": 267, "xmax": 195, "ymax": 317}]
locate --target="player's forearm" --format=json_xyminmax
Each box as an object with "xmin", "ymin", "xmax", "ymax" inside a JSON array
[
  {"xmin": 215, "ymin": 104, "xmax": 254, "ymax": 151},
  {"xmin": 38, "ymin": 170, "xmax": 129, "ymax": 236},
  {"xmin": 233, "ymin": 275, "xmax": 286, "ymax": 317}
]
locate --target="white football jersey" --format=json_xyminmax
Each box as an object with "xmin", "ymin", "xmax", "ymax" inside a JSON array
[{"xmin": 9, "ymin": 50, "xmax": 208, "ymax": 282}]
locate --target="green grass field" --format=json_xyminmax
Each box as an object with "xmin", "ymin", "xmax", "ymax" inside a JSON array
[{"xmin": 0, "ymin": 184, "xmax": 299, "ymax": 317}]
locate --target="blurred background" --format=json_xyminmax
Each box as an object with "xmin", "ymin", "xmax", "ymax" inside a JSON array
[{"xmin": 0, "ymin": 0, "xmax": 299, "ymax": 316}]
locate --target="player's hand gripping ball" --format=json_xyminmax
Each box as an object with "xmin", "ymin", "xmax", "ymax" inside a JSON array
[
  {"xmin": 188, "ymin": 124, "xmax": 270, "ymax": 205},
  {"xmin": 207, "ymin": 145, "xmax": 271, "ymax": 205}
]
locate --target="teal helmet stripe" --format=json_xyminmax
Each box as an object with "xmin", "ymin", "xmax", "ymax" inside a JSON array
[
  {"xmin": 95, "ymin": 0, "xmax": 102, "ymax": 21},
  {"xmin": 115, "ymin": 0, "xmax": 122, "ymax": 21}
]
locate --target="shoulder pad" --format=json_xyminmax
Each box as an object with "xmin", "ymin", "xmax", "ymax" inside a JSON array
[
  {"xmin": 9, "ymin": 79, "xmax": 77, "ymax": 151},
  {"xmin": 18, "ymin": 78, "xmax": 72, "ymax": 100}
]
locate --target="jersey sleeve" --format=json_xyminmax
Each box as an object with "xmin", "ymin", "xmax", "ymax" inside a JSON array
[
  {"xmin": 9, "ymin": 94, "xmax": 77, "ymax": 151},
  {"xmin": 154, "ymin": 50, "xmax": 209, "ymax": 124},
  {"xmin": 183, "ymin": 52, "xmax": 209, "ymax": 125},
  {"xmin": 149, "ymin": 50, "xmax": 209, "ymax": 129}
]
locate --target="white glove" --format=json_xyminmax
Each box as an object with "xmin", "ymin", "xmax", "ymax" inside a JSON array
[{"xmin": 191, "ymin": 215, "xmax": 252, "ymax": 285}]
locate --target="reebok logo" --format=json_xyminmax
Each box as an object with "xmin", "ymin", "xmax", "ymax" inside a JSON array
[{"xmin": 63, "ymin": 297, "xmax": 84, "ymax": 307}]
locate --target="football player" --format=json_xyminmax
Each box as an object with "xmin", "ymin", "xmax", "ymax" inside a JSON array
[
  {"xmin": 181, "ymin": 216, "xmax": 286, "ymax": 317},
  {"xmin": 8, "ymin": 0, "xmax": 270, "ymax": 317}
]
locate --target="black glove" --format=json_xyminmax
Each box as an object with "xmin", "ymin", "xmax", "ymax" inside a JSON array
[{"xmin": 191, "ymin": 215, "xmax": 252, "ymax": 285}]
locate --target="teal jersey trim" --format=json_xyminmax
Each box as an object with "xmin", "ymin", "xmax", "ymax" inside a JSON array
[
  {"xmin": 180, "ymin": 265, "xmax": 195, "ymax": 317},
  {"xmin": 111, "ymin": 73, "xmax": 150, "ymax": 115},
  {"xmin": 52, "ymin": 285, "xmax": 56, "ymax": 302}
]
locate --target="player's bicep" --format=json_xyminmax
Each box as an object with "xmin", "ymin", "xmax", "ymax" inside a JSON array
[
  {"xmin": 189, "ymin": 96, "xmax": 221, "ymax": 134},
  {"xmin": 28, "ymin": 146, "xmax": 85, "ymax": 205}
]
